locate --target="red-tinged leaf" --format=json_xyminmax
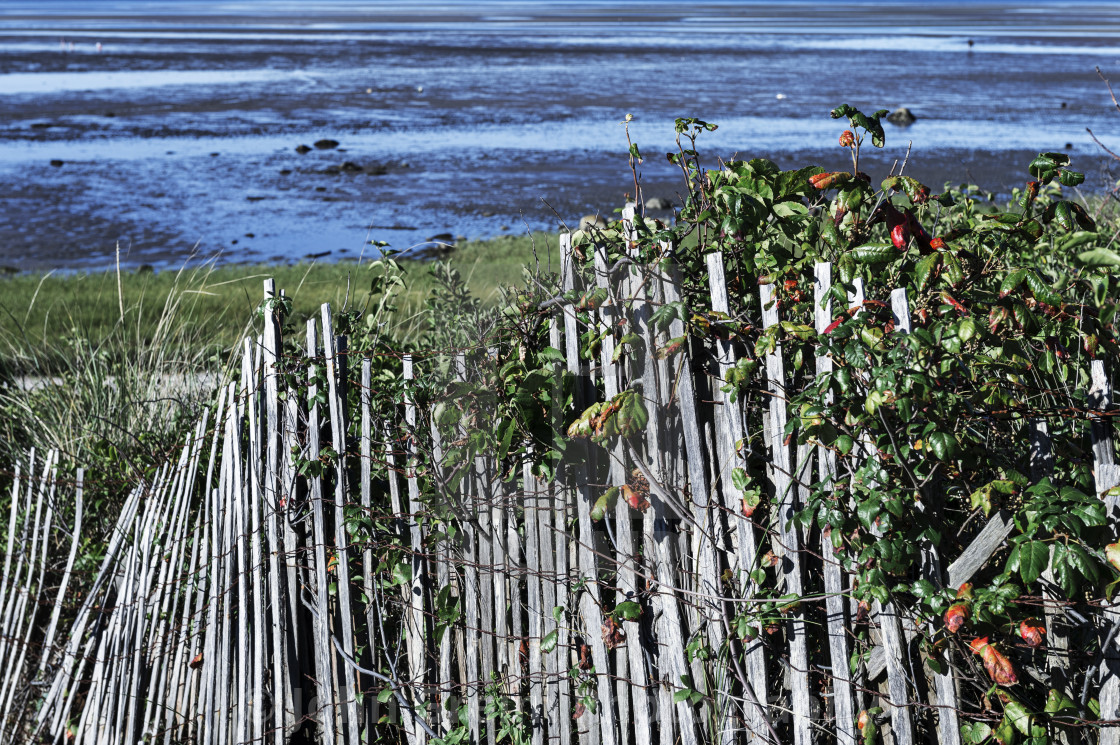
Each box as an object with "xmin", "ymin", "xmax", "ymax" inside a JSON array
[
  {"xmin": 944, "ymin": 602, "xmax": 970, "ymax": 633},
  {"xmin": 809, "ymin": 171, "xmax": 852, "ymax": 190},
  {"xmin": 741, "ymin": 497, "xmax": 757, "ymax": 518},
  {"xmin": 189, "ymin": 652, "xmax": 204, "ymax": 669},
  {"xmin": 762, "ymin": 551, "xmax": 780, "ymax": 567},
  {"xmin": 601, "ymin": 617, "xmax": 626, "ymax": 649},
  {"xmin": 957, "ymin": 582, "xmax": 974, "ymax": 599},
  {"xmin": 823, "ymin": 318, "xmax": 844, "ymax": 334},
  {"xmin": 1107, "ymin": 543, "xmax": 1120, "ymax": 572},
  {"xmin": 941, "ymin": 291, "xmax": 968, "ymax": 316},
  {"xmin": 573, "ymin": 701, "xmax": 586, "ymax": 720},
  {"xmin": 891, "ymin": 223, "xmax": 909, "ymax": 249},
  {"xmin": 968, "ymin": 635, "xmax": 990, "ymax": 654},
  {"xmin": 620, "ymin": 484, "xmax": 650, "ymax": 513},
  {"xmin": 578, "ymin": 642, "xmax": 593, "ymax": 670},
  {"xmin": 1020, "ymin": 619, "xmax": 1045, "ymax": 648},
  {"xmin": 930, "ymin": 236, "xmax": 945, "ymax": 250},
  {"xmin": 989, "ymin": 305, "xmax": 1010, "ymax": 334},
  {"xmin": 840, "ymin": 130, "xmax": 855, "ymax": 147},
  {"xmin": 970, "ymin": 637, "xmax": 1018, "ymax": 685},
  {"xmin": 857, "ymin": 710, "xmax": 870, "ymax": 730}
]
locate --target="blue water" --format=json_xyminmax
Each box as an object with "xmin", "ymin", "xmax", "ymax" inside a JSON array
[{"xmin": 0, "ymin": 1, "xmax": 1118, "ymax": 269}]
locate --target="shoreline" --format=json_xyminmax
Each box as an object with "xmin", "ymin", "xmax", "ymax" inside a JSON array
[{"xmin": 2, "ymin": 1, "xmax": 1118, "ymax": 271}]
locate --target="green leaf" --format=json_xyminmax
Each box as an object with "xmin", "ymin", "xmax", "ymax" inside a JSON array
[
  {"xmin": 1044, "ymin": 688, "xmax": 1077, "ymax": 714},
  {"xmin": 497, "ymin": 420, "xmax": 517, "ymax": 462},
  {"xmin": 552, "ymin": 605, "xmax": 565, "ymax": 624},
  {"xmin": 1078, "ymin": 247, "xmax": 1120, "ymax": 267},
  {"xmin": 993, "ymin": 716, "xmax": 1019, "ymax": 745},
  {"xmin": 613, "ymin": 601, "xmax": 642, "ymax": 621},
  {"xmin": 392, "ymin": 561, "xmax": 412, "ymax": 587},
  {"xmin": 970, "ymin": 479, "xmax": 1014, "ymax": 517},
  {"xmin": 911, "ymin": 579, "xmax": 935, "ymax": 599},
  {"xmin": 914, "ymin": 253, "xmax": 941, "ymax": 293},
  {"xmin": 851, "ymin": 243, "xmax": 898, "ymax": 264},
  {"xmin": 541, "ymin": 630, "xmax": 558, "ymax": 654},
  {"xmin": 1004, "ymin": 699, "xmax": 1033, "ymax": 735},
  {"xmin": 928, "ymin": 431, "xmax": 958, "ymax": 461},
  {"xmin": 1059, "ymin": 169, "xmax": 1085, "ymax": 187},
  {"xmin": 377, "ymin": 688, "xmax": 394, "ymax": 704},
  {"xmin": 857, "ymin": 499, "xmax": 881, "ymax": 529},
  {"xmin": 958, "ymin": 317, "xmax": 977, "ymax": 343},
  {"xmin": 999, "ymin": 268, "xmax": 1028, "ymax": 298},
  {"xmin": 1018, "ymin": 540, "xmax": 1050, "ymax": 586},
  {"xmin": 961, "ymin": 722, "xmax": 992, "ymax": 744},
  {"xmin": 591, "ymin": 487, "xmax": 618, "ymax": 521}
]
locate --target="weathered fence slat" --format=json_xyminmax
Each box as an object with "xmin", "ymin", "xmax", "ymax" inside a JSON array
[
  {"xmin": 560, "ymin": 232, "xmax": 619, "ymax": 745},
  {"xmin": 403, "ymin": 354, "xmax": 430, "ymax": 745},
  {"xmin": 813, "ymin": 262, "xmax": 857, "ymax": 745},
  {"xmin": 1091, "ymin": 360, "xmax": 1120, "ymax": 743},
  {"xmin": 306, "ymin": 319, "xmax": 340, "ymax": 745},
  {"xmin": 547, "ymin": 309, "xmax": 573, "ymax": 745},
  {"xmin": 891, "ymin": 287, "xmax": 961, "ymax": 745},
  {"xmin": 323, "ymin": 306, "xmax": 362, "ymax": 745},
  {"xmin": 595, "ymin": 233, "xmax": 650, "ymax": 741},
  {"xmin": 760, "ymin": 279, "xmax": 813, "ymax": 745}
]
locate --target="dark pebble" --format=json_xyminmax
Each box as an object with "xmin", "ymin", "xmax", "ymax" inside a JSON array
[
  {"xmin": 30, "ymin": 122, "xmax": 51, "ymax": 129},
  {"xmin": 279, "ymin": 169, "xmax": 292, "ymax": 175},
  {"xmin": 244, "ymin": 233, "xmax": 255, "ymax": 238},
  {"xmin": 49, "ymin": 159, "xmax": 64, "ymax": 167},
  {"xmin": 305, "ymin": 250, "xmax": 332, "ymax": 259},
  {"xmin": 104, "ymin": 111, "xmax": 115, "ymax": 117},
  {"xmin": 1066, "ymin": 143, "xmax": 1074, "ymax": 149},
  {"xmin": 341, "ymin": 161, "xmax": 363, "ymax": 173},
  {"xmin": 295, "ymin": 144, "xmax": 312, "ymax": 154},
  {"xmin": 232, "ymin": 239, "xmax": 239, "ymax": 244},
  {"xmin": 315, "ymin": 186, "xmax": 327, "ymax": 192},
  {"xmin": 210, "ymin": 152, "xmax": 220, "ymax": 157},
  {"xmin": 313, "ymin": 139, "xmax": 340, "ymax": 150}
]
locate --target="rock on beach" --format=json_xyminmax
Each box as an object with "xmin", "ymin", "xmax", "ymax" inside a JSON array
[{"xmin": 887, "ymin": 107, "xmax": 917, "ymax": 125}]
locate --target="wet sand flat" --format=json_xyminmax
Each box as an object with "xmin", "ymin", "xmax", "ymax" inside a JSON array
[{"xmin": 1, "ymin": 1, "xmax": 1119, "ymax": 270}]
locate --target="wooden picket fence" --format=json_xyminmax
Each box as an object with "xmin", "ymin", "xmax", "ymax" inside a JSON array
[{"xmin": 1, "ymin": 210, "xmax": 1118, "ymax": 745}]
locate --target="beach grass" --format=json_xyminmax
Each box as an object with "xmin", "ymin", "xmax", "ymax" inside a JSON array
[{"xmin": 0, "ymin": 232, "xmax": 559, "ymax": 374}]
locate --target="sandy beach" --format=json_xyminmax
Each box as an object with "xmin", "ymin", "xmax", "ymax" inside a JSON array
[{"xmin": 0, "ymin": 1, "xmax": 1119, "ymax": 270}]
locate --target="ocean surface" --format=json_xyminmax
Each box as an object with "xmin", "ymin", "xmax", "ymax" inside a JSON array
[{"xmin": 0, "ymin": 1, "xmax": 1119, "ymax": 269}]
